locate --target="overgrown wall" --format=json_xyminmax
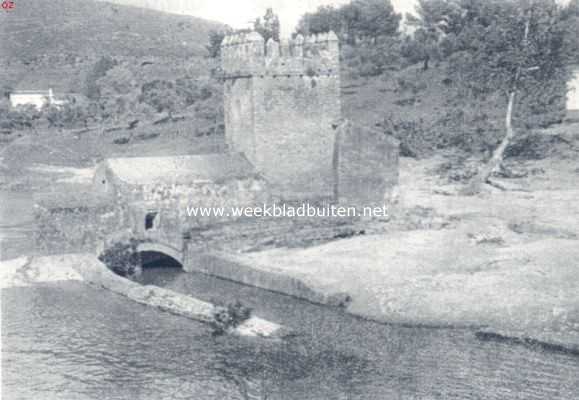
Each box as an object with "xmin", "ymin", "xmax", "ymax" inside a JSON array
[{"xmin": 34, "ymin": 194, "xmax": 123, "ymax": 255}]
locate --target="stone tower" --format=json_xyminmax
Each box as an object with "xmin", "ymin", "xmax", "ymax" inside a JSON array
[{"xmin": 221, "ymin": 31, "xmax": 341, "ymax": 200}]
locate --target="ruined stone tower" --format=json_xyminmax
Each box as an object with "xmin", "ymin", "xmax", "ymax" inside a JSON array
[{"xmin": 221, "ymin": 31, "xmax": 341, "ymax": 200}]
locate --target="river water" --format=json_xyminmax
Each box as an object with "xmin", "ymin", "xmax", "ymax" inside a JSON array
[
  {"xmin": 0, "ymin": 191, "xmax": 33, "ymax": 261},
  {"xmin": 2, "ymin": 190, "xmax": 579, "ymax": 399}
]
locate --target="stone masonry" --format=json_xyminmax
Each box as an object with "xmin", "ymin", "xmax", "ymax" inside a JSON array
[
  {"xmin": 35, "ymin": 29, "xmax": 400, "ymax": 271},
  {"xmin": 221, "ymin": 31, "xmax": 341, "ymax": 201}
]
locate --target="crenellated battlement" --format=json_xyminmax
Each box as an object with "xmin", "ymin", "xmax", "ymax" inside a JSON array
[
  {"xmin": 221, "ymin": 27, "xmax": 342, "ymax": 200},
  {"xmin": 221, "ymin": 31, "xmax": 339, "ymax": 77}
]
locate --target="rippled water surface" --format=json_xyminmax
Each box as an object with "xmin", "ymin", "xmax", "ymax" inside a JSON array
[
  {"xmin": 3, "ymin": 267, "xmax": 579, "ymax": 400},
  {"xmin": 0, "ymin": 191, "xmax": 33, "ymax": 260}
]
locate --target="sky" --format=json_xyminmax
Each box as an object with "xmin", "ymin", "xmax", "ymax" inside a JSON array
[{"xmin": 104, "ymin": 0, "xmax": 420, "ymax": 37}]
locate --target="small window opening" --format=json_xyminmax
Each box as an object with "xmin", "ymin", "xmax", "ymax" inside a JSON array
[
  {"xmin": 102, "ymin": 180, "xmax": 106, "ymax": 184},
  {"xmin": 145, "ymin": 212, "xmax": 158, "ymax": 230}
]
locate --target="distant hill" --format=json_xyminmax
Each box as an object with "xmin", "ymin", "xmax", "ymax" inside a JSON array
[
  {"xmin": 0, "ymin": 0, "xmax": 224, "ymax": 92},
  {"xmin": 2, "ymin": 0, "xmax": 224, "ymax": 61}
]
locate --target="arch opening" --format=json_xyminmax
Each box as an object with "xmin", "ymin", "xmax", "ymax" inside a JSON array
[
  {"xmin": 139, "ymin": 251, "xmax": 183, "ymax": 270},
  {"xmin": 136, "ymin": 250, "xmax": 184, "ymax": 286}
]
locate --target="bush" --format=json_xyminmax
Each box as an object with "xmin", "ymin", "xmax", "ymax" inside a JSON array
[
  {"xmin": 0, "ymin": 105, "xmax": 42, "ymax": 130},
  {"xmin": 98, "ymin": 239, "xmax": 142, "ymax": 277},
  {"xmin": 380, "ymin": 102, "xmax": 505, "ymax": 158},
  {"xmin": 210, "ymin": 300, "xmax": 252, "ymax": 336}
]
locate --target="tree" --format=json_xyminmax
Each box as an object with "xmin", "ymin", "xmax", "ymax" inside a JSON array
[
  {"xmin": 296, "ymin": 5, "xmax": 342, "ymax": 36},
  {"xmin": 561, "ymin": 0, "xmax": 579, "ymax": 64},
  {"xmin": 458, "ymin": 0, "xmax": 569, "ymax": 194},
  {"xmin": 296, "ymin": 0, "xmax": 401, "ymax": 45},
  {"xmin": 296, "ymin": 1, "xmax": 402, "ymax": 75},
  {"xmin": 140, "ymin": 80, "xmax": 183, "ymax": 116},
  {"xmin": 84, "ymin": 56, "xmax": 117, "ymax": 100},
  {"xmin": 349, "ymin": 0, "xmax": 401, "ymax": 43},
  {"xmin": 206, "ymin": 30, "xmax": 228, "ymax": 58},
  {"xmin": 96, "ymin": 64, "xmax": 140, "ymax": 121},
  {"xmin": 254, "ymin": 8, "xmax": 280, "ymax": 43},
  {"xmin": 405, "ymin": 0, "xmax": 467, "ymax": 69}
]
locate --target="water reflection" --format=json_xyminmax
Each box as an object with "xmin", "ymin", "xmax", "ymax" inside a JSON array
[{"xmin": 3, "ymin": 261, "xmax": 579, "ymax": 399}]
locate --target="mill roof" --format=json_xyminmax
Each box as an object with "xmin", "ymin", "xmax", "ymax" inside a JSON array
[{"xmin": 103, "ymin": 152, "xmax": 259, "ymax": 185}]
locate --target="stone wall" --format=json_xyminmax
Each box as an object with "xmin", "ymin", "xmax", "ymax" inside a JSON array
[
  {"xmin": 34, "ymin": 193, "xmax": 123, "ymax": 255},
  {"xmin": 36, "ymin": 171, "xmax": 271, "ymax": 258},
  {"xmin": 221, "ymin": 31, "xmax": 340, "ymax": 78},
  {"xmin": 222, "ymin": 31, "xmax": 341, "ymax": 201},
  {"xmin": 182, "ymin": 213, "xmax": 360, "ymax": 264},
  {"xmin": 252, "ymin": 74, "xmax": 340, "ymax": 199},
  {"xmin": 334, "ymin": 121, "xmax": 399, "ymax": 208},
  {"xmin": 223, "ymin": 78, "xmax": 255, "ymax": 159},
  {"xmin": 110, "ymin": 176, "xmax": 270, "ymax": 253}
]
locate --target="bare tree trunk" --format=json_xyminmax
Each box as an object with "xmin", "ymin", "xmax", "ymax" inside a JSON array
[
  {"xmin": 463, "ymin": 91, "xmax": 516, "ymax": 194},
  {"xmin": 463, "ymin": 12, "xmax": 531, "ymax": 195}
]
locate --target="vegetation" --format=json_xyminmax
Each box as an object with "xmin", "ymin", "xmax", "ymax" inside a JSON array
[
  {"xmin": 296, "ymin": 0, "xmax": 402, "ymax": 77},
  {"xmin": 2, "ymin": 0, "xmax": 223, "ymax": 63},
  {"xmin": 0, "ymin": 62, "xmax": 223, "ymax": 133},
  {"xmin": 210, "ymin": 301, "xmax": 253, "ymax": 336},
  {"xmin": 206, "ymin": 30, "xmax": 230, "ymax": 59},
  {"xmin": 254, "ymin": 8, "xmax": 281, "ymax": 43},
  {"xmin": 98, "ymin": 239, "xmax": 142, "ymax": 278},
  {"xmin": 2, "ymin": 0, "xmax": 577, "ymax": 185},
  {"xmin": 207, "ymin": 8, "xmax": 281, "ymax": 59}
]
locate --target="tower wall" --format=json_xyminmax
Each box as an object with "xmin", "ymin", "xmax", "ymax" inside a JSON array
[
  {"xmin": 223, "ymin": 78, "xmax": 255, "ymax": 161},
  {"xmin": 221, "ymin": 31, "xmax": 341, "ymax": 200}
]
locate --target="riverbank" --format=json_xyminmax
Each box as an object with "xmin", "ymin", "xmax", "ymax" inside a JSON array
[
  {"xmin": 0, "ymin": 254, "xmax": 289, "ymax": 339},
  {"xmin": 187, "ymin": 155, "xmax": 579, "ymax": 353},
  {"xmin": 2, "ymin": 126, "xmax": 578, "ymax": 353}
]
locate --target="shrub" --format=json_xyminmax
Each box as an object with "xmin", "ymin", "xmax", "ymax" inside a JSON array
[
  {"xmin": 98, "ymin": 238, "xmax": 142, "ymax": 277},
  {"xmin": 210, "ymin": 300, "xmax": 252, "ymax": 336}
]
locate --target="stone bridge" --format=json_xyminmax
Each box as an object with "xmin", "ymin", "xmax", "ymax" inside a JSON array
[{"xmin": 136, "ymin": 241, "xmax": 185, "ymax": 267}]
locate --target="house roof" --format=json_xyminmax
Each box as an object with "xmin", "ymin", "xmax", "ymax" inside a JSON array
[{"xmin": 103, "ymin": 152, "xmax": 260, "ymax": 185}]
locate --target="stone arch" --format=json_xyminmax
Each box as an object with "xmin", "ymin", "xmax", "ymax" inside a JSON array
[{"xmin": 136, "ymin": 242, "xmax": 184, "ymax": 267}]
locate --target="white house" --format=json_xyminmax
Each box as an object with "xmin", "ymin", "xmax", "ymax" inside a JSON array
[{"xmin": 9, "ymin": 88, "xmax": 60, "ymax": 110}]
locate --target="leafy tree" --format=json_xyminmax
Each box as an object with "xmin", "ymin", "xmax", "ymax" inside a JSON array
[
  {"xmin": 140, "ymin": 80, "xmax": 182, "ymax": 115},
  {"xmin": 254, "ymin": 8, "xmax": 280, "ymax": 43},
  {"xmin": 296, "ymin": 5, "xmax": 342, "ymax": 36},
  {"xmin": 452, "ymin": 0, "xmax": 570, "ymax": 193},
  {"xmin": 561, "ymin": 0, "xmax": 579, "ymax": 64},
  {"xmin": 405, "ymin": 0, "xmax": 467, "ymax": 69},
  {"xmin": 96, "ymin": 64, "xmax": 140, "ymax": 121},
  {"xmin": 296, "ymin": 0, "xmax": 401, "ymax": 44},
  {"xmin": 84, "ymin": 56, "xmax": 117, "ymax": 100},
  {"xmin": 295, "ymin": 0, "xmax": 402, "ymax": 74},
  {"xmin": 346, "ymin": 0, "xmax": 401, "ymax": 43}
]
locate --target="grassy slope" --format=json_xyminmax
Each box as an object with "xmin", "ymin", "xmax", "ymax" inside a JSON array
[
  {"xmin": 0, "ymin": 0, "xmax": 223, "ymax": 91},
  {"xmin": 342, "ymin": 65, "xmax": 464, "ymax": 127}
]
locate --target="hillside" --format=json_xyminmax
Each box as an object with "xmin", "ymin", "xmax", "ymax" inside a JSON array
[{"xmin": 0, "ymin": 0, "xmax": 224, "ymax": 91}]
